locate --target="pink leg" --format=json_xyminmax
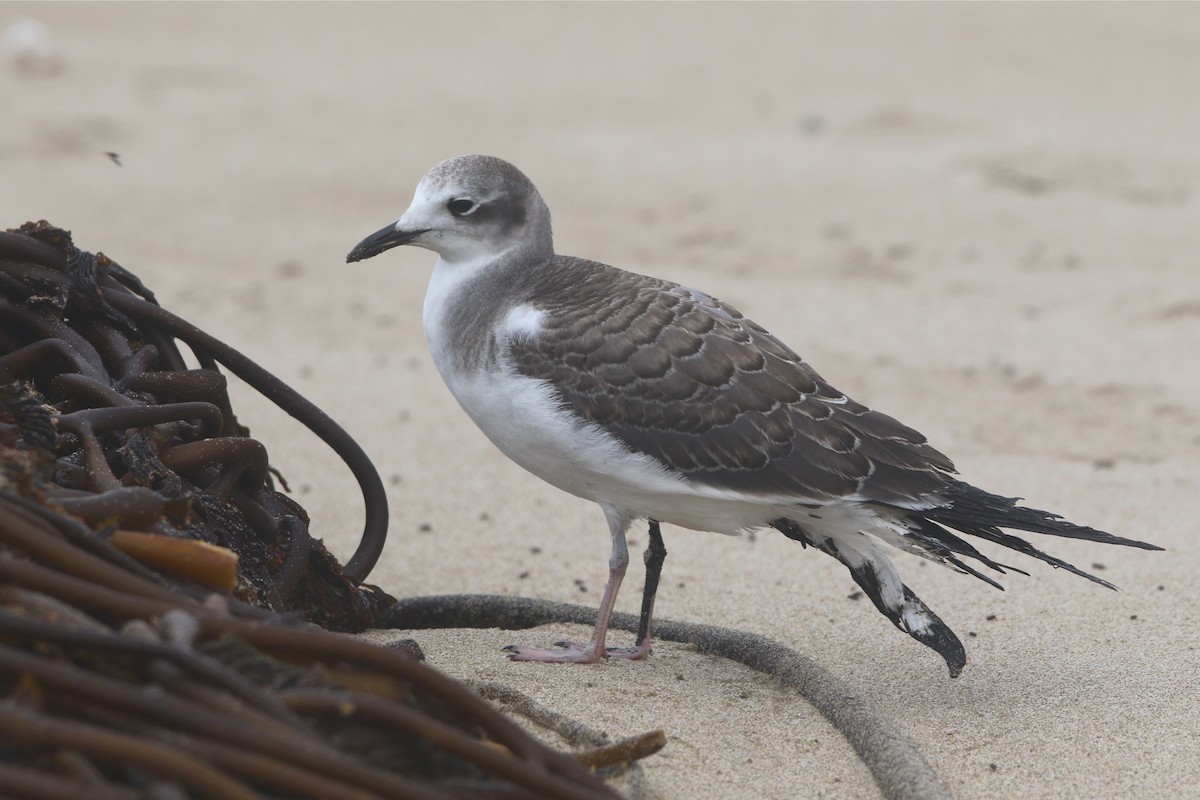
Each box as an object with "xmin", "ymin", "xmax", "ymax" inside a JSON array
[{"xmin": 506, "ymin": 507, "xmax": 654, "ymax": 663}]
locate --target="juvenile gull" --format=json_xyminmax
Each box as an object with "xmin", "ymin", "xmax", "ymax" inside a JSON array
[{"xmin": 347, "ymin": 155, "xmax": 1160, "ymax": 675}]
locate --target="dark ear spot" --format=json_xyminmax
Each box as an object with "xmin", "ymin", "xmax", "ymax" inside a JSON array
[{"xmin": 492, "ymin": 196, "xmax": 527, "ymax": 235}]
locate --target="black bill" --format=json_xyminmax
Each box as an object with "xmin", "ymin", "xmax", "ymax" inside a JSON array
[{"xmin": 346, "ymin": 223, "xmax": 429, "ymax": 263}]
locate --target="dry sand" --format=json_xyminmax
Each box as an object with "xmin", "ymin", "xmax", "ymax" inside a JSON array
[{"xmin": 3, "ymin": 3, "xmax": 1198, "ymax": 798}]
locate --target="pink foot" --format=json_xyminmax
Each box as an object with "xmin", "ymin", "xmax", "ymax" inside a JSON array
[
  {"xmin": 503, "ymin": 639, "xmax": 653, "ymax": 663},
  {"xmin": 504, "ymin": 640, "xmax": 603, "ymax": 663}
]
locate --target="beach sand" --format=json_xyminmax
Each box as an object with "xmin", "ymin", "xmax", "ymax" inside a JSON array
[{"xmin": 3, "ymin": 3, "xmax": 1197, "ymax": 797}]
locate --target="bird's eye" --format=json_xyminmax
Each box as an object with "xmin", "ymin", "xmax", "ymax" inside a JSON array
[{"xmin": 447, "ymin": 198, "xmax": 478, "ymax": 216}]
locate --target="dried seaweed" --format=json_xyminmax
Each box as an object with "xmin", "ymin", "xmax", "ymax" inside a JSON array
[
  {"xmin": 0, "ymin": 223, "xmax": 627, "ymax": 799},
  {"xmin": 0, "ymin": 221, "xmax": 388, "ymax": 630}
]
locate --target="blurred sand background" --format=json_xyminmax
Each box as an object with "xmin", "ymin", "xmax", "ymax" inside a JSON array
[{"xmin": 3, "ymin": 3, "xmax": 1198, "ymax": 798}]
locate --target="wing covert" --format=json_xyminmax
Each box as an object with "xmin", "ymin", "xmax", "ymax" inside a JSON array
[{"xmin": 508, "ymin": 261, "xmax": 954, "ymax": 507}]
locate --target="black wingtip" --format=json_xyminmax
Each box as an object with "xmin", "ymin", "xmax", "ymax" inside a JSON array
[{"xmin": 938, "ymin": 480, "xmax": 1159, "ymax": 545}]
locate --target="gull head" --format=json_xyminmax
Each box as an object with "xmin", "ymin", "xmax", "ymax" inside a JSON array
[{"xmin": 347, "ymin": 155, "xmax": 553, "ymax": 266}]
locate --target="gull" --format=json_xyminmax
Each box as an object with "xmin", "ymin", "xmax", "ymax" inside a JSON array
[{"xmin": 347, "ymin": 155, "xmax": 1160, "ymax": 675}]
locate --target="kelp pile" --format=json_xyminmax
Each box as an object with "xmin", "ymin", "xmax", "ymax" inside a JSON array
[
  {"xmin": 0, "ymin": 223, "xmax": 623, "ymax": 799},
  {"xmin": 0, "ymin": 222, "xmax": 392, "ymax": 630}
]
